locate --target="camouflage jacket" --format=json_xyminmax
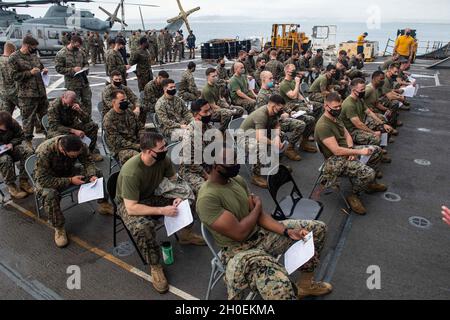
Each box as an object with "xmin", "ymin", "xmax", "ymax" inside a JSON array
[
  {"xmin": 101, "ymin": 84, "xmax": 139, "ymax": 117},
  {"xmin": 103, "ymin": 108, "xmax": 140, "ymax": 155},
  {"xmin": 216, "ymin": 65, "xmax": 229, "ymax": 81},
  {"xmin": 179, "ymin": 120, "xmax": 214, "ymax": 176},
  {"xmin": 298, "ymin": 56, "xmax": 311, "ymax": 71},
  {"xmin": 34, "ymin": 136, "xmax": 96, "ymax": 190},
  {"xmin": 174, "ymin": 34, "xmax": 184, "ymax": 48},
  {"xmin": 47, "ymin": 97, "xmax": 91, "ymax": 135},
  {"xmin": 8, "ymin": 50, "xmax": 46, "ymax": 98},
  {"xmin": 104, "ymin": 49, "xmax": 114, "ymax": 75},
  {"xmin": 88, "ymin": 35, "xmax": 97, "ymax": 48},
  {"xmin": 129, "ymin": 35, "xmax": 140, "ymax": 53},
  {"xmin": 179, "ymin": 70, "xmax": 198, "ymax": 95},
  {"xmin": 129, "ymin": 48, "xmax": 153, "ymax": 79},
  {"xmin": 143, "ymin": 79, "xmax": 164, "ymax": 110},
  {"xmin": 106, "ymin": 50, "xmax": 126, "ymax": 78},
  {"xmin": 311, "ymin": 55, "xmax": 324, "ymax": 70},
  {"xmin": 256, "ymin": 87, "xmax": 279, "ymax": 109},
  {"xmin": 0, "ymin": 119, "xmax": 24, "ymax": 147},
  {"xmin": 155, "ymin": 95, "xmax": 193, "ymax": 134},
  {"xmin": 157, "ymin": 33, "xmax": 165, "ymax": 47},
  {"xmin": 96, "ymin": 37, "xmax": 105, "ymax": 52},
  {"xmin": 0, "ymin": 55, "xmax": 18, "ymax": 97},
  {"xmin": 164, "ymin": 32, "xmax": 173, "ymax": 48},
  {"xmin": 55, "ymin": 46, "xmax": 90, "ymax": 89},
  {"xmin": 265, "ymin": 59, "xmax": 285, "ymax": 83}
]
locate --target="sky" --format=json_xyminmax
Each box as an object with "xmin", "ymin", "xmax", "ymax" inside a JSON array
[{"xmin": 12, "ymin": 0, "xmax": 450, "ymax": 24}]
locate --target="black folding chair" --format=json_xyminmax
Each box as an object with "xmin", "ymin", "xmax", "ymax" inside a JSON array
[
  {"xmin": 101, "ymin": 131, "xmax": 121, "ymax": 176},
  {"xmin": 267, "ymin": 164, "xmax": 323, "ymax": 221}
]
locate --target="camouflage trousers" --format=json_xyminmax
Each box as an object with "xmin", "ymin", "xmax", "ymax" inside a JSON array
[
  {"xmin": 117, "ymin": 149, "xmax": 140, "ymax": 165},
  {"xmin": 178, "ymin": 169, "xmax": 206, "ymax": 196},
  {"xmin": 68, "ymin": 86, "xmax": 93, "ymax": 117},
  {"xmin": 37, "ymin": 168, "xmax": 107, "ymax": 228},
  {"xmin": 165, "ymin": 46, "xmax": 173, "ymax": 62},
  {"xmin": 97, "ymin": 49, "xmax": 105, "ymax": 63},
  {"xmin": 90, "ymin": 47, "xmax": 97, "ymax": 64},
  {"xmin": 366, "ymin": 116, "xmax": 386, "ymax": 131},
  {"xmin": 280, "ymin": 118, "xmax": 305, "ymax": 145},
  {"xmin": 321, "ymin": 155, "xmax": 376, "ymax": 194},
  {"xmin": 237, "ymin": 135, "xmax": 279, "ymax": 176},
  {"xmin": 158, "ymin": 47, "xmax": 166, "ymax": 63},
  {"xmin": 286, "ymin": 101, "xmax": 323, "ymax": 121},
  {"xmin": 18, "ymin": 96, "xmax": 48, "ymax": 142},
  {"xmin": 307, "ymin": 92, "xmax": 325, "ymax": 103},
  {"xmin": 137, "ymin": 73, "xmax": 153, "ymax": 93},
  {"xmin": 232, "ymin": 97, "xmax": 256, "ymax": 114},
  {"xmin": 0, "ymin": 143, "xmax": 34, "ymax": 185},
  {"xmin": 180, "ymin": 90, "xmax": 201, "ymax": 102},
  {"xmin": 219, "ymin": 100, "xmax": 245, "ymax": 118},
  {"xmin": 351, "ymin": 129, "xmax": 381, "ymax": 146},
  {"xmin": 222, "ymin": 219, "xmax": 327, "ymax": 300},
  {"xmin": 173, "ymin": 45, "xmax": 183, "ymax": 62},
  {"xmin": 0, "ymin": 95, "xmax": 18, "ymax": 114},
  {"xmin": 48, "ymin": 121, "xmax": 99, "ymax": 152}
]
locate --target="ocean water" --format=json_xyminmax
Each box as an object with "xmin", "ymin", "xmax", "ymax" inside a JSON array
[{"xmin": 124, "ymin": 20, "xmax": 450, "ymax": 55}]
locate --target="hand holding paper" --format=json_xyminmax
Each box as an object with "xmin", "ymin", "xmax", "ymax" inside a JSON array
[
  {"xmin": 284, "ymin": 232, "xmax": 315, "ymax": 275},
  {"xmin": 78, "ymin": 177, "xmax": 104, "ymax": 204},
  {"xmin": 127, "ymin": 64, "xmax": 137, "ymax": 74},
  {"xmin": 164, "ymin": 200, "xmax": 193, "ymax": 237}
]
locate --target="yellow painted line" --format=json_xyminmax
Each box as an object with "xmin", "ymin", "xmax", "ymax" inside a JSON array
[{"xmin": 5, "ymin": 200, "xmax": 199, "ymax": 300}]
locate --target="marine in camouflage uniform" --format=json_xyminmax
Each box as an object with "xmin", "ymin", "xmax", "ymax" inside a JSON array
[
  {"xmin": 9, "ymin": 47, "xmax": 49, "ymax": 143},
  {"xmin": 47, "ymin": 96, "xmax": 99, "ymax": 154},
  {"xmin": 173, "ymin": 32, "xmax": 184, "ymax": 62},
  {"xmin": 101, "ymin": 83, "xmax": 140, "ymax": 118},
  {"xmin": 55, "ymin": 44, "xmax": 93, "ymax": 116},
  {"xmin": 142, "ymin": 78, "xmax": 165, "ymax": 114},
  {"xmin": 229, "ymin": 73, "xmax": 257, "ymax": 114},
  {"xmin": 147, "ymin": 31, "xmax": 158, "ymax": 64},
  {"xmin": 96, "ymin": 34, "xmax": 105, "ymax": 63},
  {"xmin": 157, "ymin": 31, "xmax": 166, "ymax": 63},
  {"xmin": 179, "ymin": 69, "xmax": 201, "ymax": 102},
  {"xmin": 88, "ymin": 33, "xmax": 97, "ymax": 65},
  {"xmin": 0, "ymin": 54, "xmax": 19, "ymax": 114},
  {"xmin": 106, "ymin": 49, "xmax": 127, "ymax": 84},
  {"xmin": 0, "ymin": 117, "xmax": 34, "ymax": 191},
  {"xmin": 164, "ymin": 31, "xmax": 173, "ymax": 63},
  {"xmin": 129, "ymin": 32, "xmax": 140, "ymax": 56},
  {"xmin": 103, "ymin": 108, "xmax": 140, "ymax": 165},
  {"xmin": 129, "ymin": 43, "xmax": 154, "ymax": 92},
  {"xmin": 308, "ymin": 74, "xmax": 334, "ymax": 103},
  {"xmin": 34, "ymin": 136, "xmax": 108, "ymax": 228},
  {"xmin": 155, "ymin": 95, "xmax": 193, "ymax": 138},
  {"xmin": 265, "ymin": 58, "xmax": 285, "ymax": 83},
  {"xmin": 83, "ymin": 32, "xmax": 90, "ymax": 57}
]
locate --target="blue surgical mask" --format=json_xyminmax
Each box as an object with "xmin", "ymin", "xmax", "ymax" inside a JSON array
[{"xmin": 267, "ymin": 81, "xmax": 274, "ymax": 89}]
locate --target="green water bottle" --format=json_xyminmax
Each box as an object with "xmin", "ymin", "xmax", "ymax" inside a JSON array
[{"xmin": 161, "ymin": 241, "xmax": 174, "ymax": 265}]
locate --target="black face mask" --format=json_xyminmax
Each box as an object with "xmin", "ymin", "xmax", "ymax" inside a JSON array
[
  {"xmin": 119, "ymin": 101, "xmax": 129, "ymax": 110},
  {"xmin": 260, "ymin": 65, "xmax": 265, "ymax": 70},
  {"xmin": 72, "ymin": 47, "xmax": 79, "ymax": 52},
  {"xmin": 201, "ymin": 115, "xmax": 212, "ymax": 124},
  {"xmin": 220, "ymin": 63, "xmax": 226, "ymax": 68},
  {"xmin": 405, "ymin": 32, "xmax": 411, "ymax": 36},
  {"xmin": 167, "ymin": 89, "xmax": 177, "ymax": 96},
  {"xmin": 357, "ymin": 91, "xmax": 365, "ymax": 99},
  {"xmin": 113, "ymin": 81, "xmax": 122, "ymax": 88},
  {"xmin": 391, "ymin": 74, "xmax": 398, "ymax": 81},
  {"xmin": 29, "ymin": 47, "xmax": 37, "ymax": 54},
  {"xmin": 218, "ymin": 164, "xmax": 240, "ymax": 179},
  {"xmin": 328, "ymin": 108, "xmax": 341, "ymax": 118},
  {"xmin": 378, "ymin": 80, "xmax": 385, "ymax": 88},
  {"xmin": 152, "ymin": 150, "xmax": 167, "ymax": 162}
]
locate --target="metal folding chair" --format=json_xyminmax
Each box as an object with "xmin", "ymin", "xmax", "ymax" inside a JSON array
[
  {"xmin": 101, "ymin": 131, "xmax": 121, "ymax": 176},
  {"xmin": 41, "ymin": 114, "xmax": 49, "ymax": 136}
]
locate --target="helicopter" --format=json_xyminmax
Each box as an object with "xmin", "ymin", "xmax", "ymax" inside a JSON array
[{"xmin": 0, "ymin": 1, "xmax": 33, "ymax": 30}]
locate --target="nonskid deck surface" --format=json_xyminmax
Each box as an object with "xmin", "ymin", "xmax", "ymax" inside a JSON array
[{"xmin": 0, "ymin": 56, "xmax": 449, "ymax": 300}]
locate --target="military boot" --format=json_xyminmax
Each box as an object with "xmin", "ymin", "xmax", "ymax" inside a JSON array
[
  {"xmin": 285, "ymin": 144, "xmax": 302, "ymax": 161},
  {"xmin": 300, "ymin": 140, "xmax": 317, "ymax": 153},
  {"xmin": 346, "ymin": 194, "xmax": 366, "ymax": 215},
  {"xmin": 150, "ymin": 264, "xmax": 169, "ymax": 294},
  {"xmin": 7, "ymin": 183, "xmax": 28, "ymax": 199},
  {"xmin": 251, "ymin": 175, "xmax": 268, "ymax": 189},
  {"xmin": 19, "ymin": 179, "xmax": 34, "ymax": 194},
  {"xmin": 177, "ymin": 227, "xmax": 206, "ymax": 246},
  {"xmin": 54, "ymin": 228, "xmax": 69, "ymax": 248},
  {"xmin": 365, "ymin": 183, "xmax": 388, "ymax": 194},
  {"xmin": 296, "ymin": 272, "xmax": 333, "ymax": 299},
  {"xmin": 381, "ymin": 155, "xmax": 392, "ymax": 163},
  {"xmin": 97, "ymin": 201, "xmax": 114, "ymax": 215}
]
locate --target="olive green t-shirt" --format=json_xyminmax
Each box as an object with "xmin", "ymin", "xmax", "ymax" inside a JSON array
[
  {"xmin": 240, "ymin": 105, "xmax": 279, "ymax": 131},
  {"xmin": 279, "ymin": 79, "xmax": 296, "ymax": 102},
  {"xmin": 201, "ymin": 82, "xmax": 220, "ymax": 104},
  {"xmin": 196, "ymin": 175, "xmax": 257, "ymax": 248},
  {"xmin": 229, "ymin": 74, "xmax": 249, "ymax": 101},
  {"xmin": 315, "ymin": 115, "xmax": 348, "ymax": 159},
  {"xmin": 364, "ymin": 84, "xmax": 381, "ymax": 109},
  {"xmin": 382, "ymin": 77, "xmax": 395, "ymax": 95},
  {"xmin": 116, "ymin": 154, "xmax": 175, "ymax": 203},
  {"xmin": 339, "ymin": 95, "xmax": 367, "ymax": 132},
  {"xmin": 309, "ymin": 74, "xmax": 328, "ymax": 93}
]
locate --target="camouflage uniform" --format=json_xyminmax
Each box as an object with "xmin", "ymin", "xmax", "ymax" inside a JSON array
[
  {"xmin": 142, "ymin": 79, "xmax": 164, "ymax": 114},
  {"xmin": 164, "ymin": 32, "xmax": 173, "ymax": 62},
  {"xmin": 0, "ymin": 119, "xmax": 33, "ymax": 185},
  {"xmin": 155, "ymin": 95, "xmax": 193, "ymax": 138},
  {"xmin": 307, "ymin": 74, "xmax": 332, "ymax": 103},
  {"xmin": 222, "ymin": 219, "xmax": 327, "ymax": 300},
  {"xmin": 96, "ymin": 35, "xmax": 105, "ymax": 63},
  {"xmin": 106, "ymin": 50, "xmax": 126, "ymax": 84},
  {"xmin": 129, "ymin": 47, "xmax": 154, "ymax": 92},
  {"xmin": 0, "ymin": 55, "xmax": 19, "ymax": 114},
  {"xmin": 88, "ymin": 34, "xmax": 97, "ymax": 65},
  {"xmin": 34, "ymin": 136, "xmax": 106, "ymax": 228},
  {"xmin": 147, "ymin": 32, "xmax": 158, "ymax": 63},
  {"xmin": 103, "ymin": 108, "xmax": 140, "ymax": 165},
  {"xmin": 229, "ymin": 74, "xmax": 257, "ymax": 114},
  {"xmin": 83, "ymin": 34, "xmax": 90, "ymax": 57},
  {"xmin": 104, "ymin": 48, "xmax": 114, "ymax": 75},
  {"xmin": 351, "ymin": 129, "xmax": 381, "ymax": 147},
  {"xmin": 256, "ymin": 87, "xmax": 279, "ymax": 109},
  {"xmin": 129, "ymin": 34, "xmax": 139, "ymax": 56},
  {"xmin": 178, "ymin": 120, "xmax": 215, "ymax": 195},
  {"xmin": 9, "ymin": 50, "xmax": 48, "ymax": 142},
  {"xmin": 157, "ymin": 32, "xmax": 166, "ymax": 63},
  {"xmin": 216, "ymin": 64, "xmax": 230, "ymax": 92},
  {"xmin": 265, "ymin": 59, "xmax": 285, "ymax": 83},
  {"xmin": 47, "ymin": 98, "xmax": 99, "ymax": 152},
  {"xmin": 179, "ymin": 70, "xmax": 201, "ymax": 102},
  {"xmin": 310, "ymin": 54, "xmax": 324, "ymax": 71},
  {"xmin": 173, "ymin": 34, "xmax": 184, "ymax": 62},
  {"xmin": 101, "ymin": 84, "xmax": 140, "ymax": 119},
  {"xmin": 55, "ymin": 46, "xmax": 93, "ymax": 116}
]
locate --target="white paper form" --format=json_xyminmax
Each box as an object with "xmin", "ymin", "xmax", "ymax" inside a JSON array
[
  {"xmin": 359, "ymin": 146, "xmax": 375, "ymax": 165},
  {"xmin": 41, "ymin": 72, "xmax": 50, "ymax": 87},
  {"xmin": 81, "ymin": 135, "xmax": 91, "ymax": 147},
  {"xmin": 248, "ymin": 78, "xmax": 256, "ymax": 90},
  {"xmin": 127, "ymin": 64, "xmax": 137, "ymax": 74},
  {"xmin": 74, "ymin": 67, "xmax": 89, "ymax": 76},
  {"xmin": 284, "ymin": 232, "xmax": 315, "ymax": 275},
  {"xmin": 291, "ymin": 110, "xmax": 307, "ymax": 119},
  {"xmin": 380, "ymin": 133, "xmax": 388, "ymax": 147},
  {"xmin": 164, "ymin": 199, "xmax": 193, "ymax": 237},
  {"xmin": 0, "ymin": 144, "xmax": 11, "ymax": 155},
  {"xmin": 78, "ymin": 177, "xmax": 104, "ymax": 204},
  {"xmin": 403, "ymin": 85, "xmax": 416, "ymax": 98}
]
